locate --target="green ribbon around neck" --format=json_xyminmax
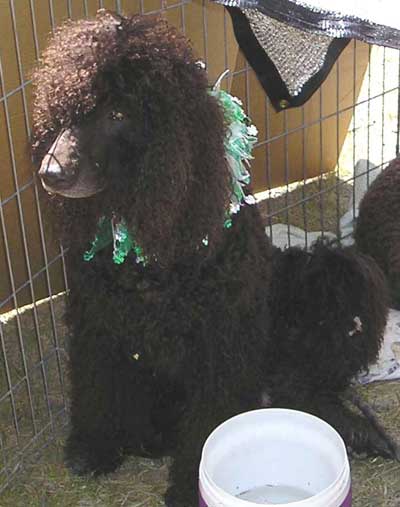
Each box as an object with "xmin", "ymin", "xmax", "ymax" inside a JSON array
[{"xmin": 84, "ymin": 216, "xmax": 147, "ymax": 265}]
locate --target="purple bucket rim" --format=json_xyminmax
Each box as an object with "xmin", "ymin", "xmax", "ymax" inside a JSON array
[{"xmin": 199, "ymin": 484, "xmax": 352, "ymax": 507}]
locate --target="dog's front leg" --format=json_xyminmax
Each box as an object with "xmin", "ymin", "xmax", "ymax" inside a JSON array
[
  {"xmin": 64, "ymin": 333, "xmax": 127, "ymax": 476},
  {"xmin": 165, "ymin": 398, "xmax": 247, "ymax": 507}
]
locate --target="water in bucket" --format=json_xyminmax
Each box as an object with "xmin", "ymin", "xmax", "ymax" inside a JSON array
[
  {"xmin": 199, "ymin": 409, "xmax": 352, "ymax": 507},
  {"xmin": 237, "ymin": 483, "xmax": 312, "ymax": 504}
]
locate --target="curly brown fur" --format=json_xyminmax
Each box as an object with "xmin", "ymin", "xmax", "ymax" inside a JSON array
[
  {"xmin": 268, "ymin": 240, "xmax": 393, "ymax": 458},
  {"xmin": 32, "ymin": 11, "xmax": 396, "ymax": 506},
  {"xmin": 32, "ymin": 11, "xmax": 272, "ymax": 506},
  {"xmin": 354, "ymin": 156, "xmax": 400, "ymax": 309}
]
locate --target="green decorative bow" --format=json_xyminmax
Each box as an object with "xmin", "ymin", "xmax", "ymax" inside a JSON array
[{"xmin": 84, "ymin": 215, "xmax": 146, "ymax": 265}]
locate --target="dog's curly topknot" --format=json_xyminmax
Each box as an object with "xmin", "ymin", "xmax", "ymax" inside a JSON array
[{"xmin": 32, "ymin": 11, "xmax": 194, "ymax": 156}]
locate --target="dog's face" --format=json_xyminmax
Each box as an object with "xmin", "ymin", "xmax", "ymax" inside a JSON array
[
  {"xmin": 38, "ymin": 101, "xmax": 149, "ymax": 198},
  {"xmin": 32, "ymin": 12, "xmax": 230, "ymax": 264}
]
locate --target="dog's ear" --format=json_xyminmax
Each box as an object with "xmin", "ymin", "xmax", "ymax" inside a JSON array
[{"xmin": 114, "ymin": 65, "xmax": 230, "ymax": 267}]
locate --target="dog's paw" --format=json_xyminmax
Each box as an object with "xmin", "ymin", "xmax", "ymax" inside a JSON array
[
  {"xmin": 65, "ymin": 437, "xmax": 124, "ymax": 476},
  {"xmin": 125, "ymin": 432, "xmax": 171, "ymax": 459},
  {"xmin": 366, "ymin": 428, "xmax": 400, "ymax": 461},
  {"xmin": 348, "ymin": 425, "xmax": 400, "ymax": 461}
]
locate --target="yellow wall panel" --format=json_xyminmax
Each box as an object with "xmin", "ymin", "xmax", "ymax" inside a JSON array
[
  {"xmin": 0, "ymin": 102, "xmax": 16, "ymax": 199},
  {"xmin": 251, "ymin": 144, "xmax": 268, "ymax": 191},
  {"xmin": 12, "ymin": 0, "xmax": 37, "ymax": 80},
  {"xmin": 51, "ymin": 1, "xmax": 69, "ymax": 26},
  {"xmin": 142, "ymin": 0, "xmax": 161, "ymax": 13},
  {"xmin": 120, "ymin": 0, "xmax": 141, "ymax": 15},
  {"xmin": 203, "ymin": 2, "xmax": 226, "ymax": 83},
  {"xmin": 7, "ymin": 92, "xmax": 31, "ymax": 187},
  {"xmin": 0, "ymin": 1, "xmax": 20, "ymax": 93},
  {"xmin": 230, "ymin": 70, "xmax": 246, "ymax": 107},
  {"xmin": 86, "ymin": 0, "xmax": 103, "ymax": 17},
  {"xmin": 248, "ymin": 69, "xmax": 266, "ymax": 142},
  {"xmin": 164, "ymin": 7, "xmax": 182, "ymax": 30},
  {"xmin": 101, "ymin": 0, "xmax": 119, "ymax": 11},
  {"xmin": 19, "ymin": 184, "xmax": 45, "ymax": 276},
  {"xmin": 223, "ymin": 11, "xmax": 238, "ymax": 74},
  {"xmin": 182, "ymin": 2, "xmax": 206, "ymax": 62},
  {"xmin": 70, "ymin": 0, "xmax": 86, "ymax": 19},
  {"xmin": 0, "ymin": 220, "xmax": 12, "ymax": 307},
  {"xmin": 1, "ymin": 197, "xmax": 29, "ymax": 303},
  {"xmin": 31, "ymin": 0, "xmax": 54, "ymax": 54}
]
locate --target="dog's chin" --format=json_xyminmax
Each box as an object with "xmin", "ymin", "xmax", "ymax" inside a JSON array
[{"xmin": 40, "ymin": 179, "xmax": 104, "ymax": 199}]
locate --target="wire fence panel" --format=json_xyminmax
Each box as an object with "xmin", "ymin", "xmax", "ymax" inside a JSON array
[{"xmin": 0, "ymin": 0, "xmax": 399, "ymax": 493}]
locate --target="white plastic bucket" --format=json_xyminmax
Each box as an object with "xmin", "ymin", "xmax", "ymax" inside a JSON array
[{"xmin": 199, "ymin": 409, "xmax": 351, "ymax": 507}]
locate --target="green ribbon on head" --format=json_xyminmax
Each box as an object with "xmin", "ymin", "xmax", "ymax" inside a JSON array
[{"xmin": 83, "ymin": 72, "xmax": 258, "ymax": 265}]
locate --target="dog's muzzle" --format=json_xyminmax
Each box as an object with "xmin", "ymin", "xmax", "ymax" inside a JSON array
[
  {"xmin": 38, "ymin": 129, "xmax": 78, "ymax": 193},
  {"xmin": 38, "ymin": 129, "xmax": 104, "ymax": 198}
]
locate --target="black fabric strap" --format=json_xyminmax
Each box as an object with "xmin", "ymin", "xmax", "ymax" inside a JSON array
[{"xmin": 237, "ymin": 0, "xmax": 400, "ymax": 50}]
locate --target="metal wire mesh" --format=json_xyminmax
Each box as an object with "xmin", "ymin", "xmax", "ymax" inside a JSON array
[
  {"xmin": 258, "ymin": 41, "xmax": 400, "ymax": 250},
  {"xmin": 0, "ymin": 0, "xmax": 399, "ymax": 494}
]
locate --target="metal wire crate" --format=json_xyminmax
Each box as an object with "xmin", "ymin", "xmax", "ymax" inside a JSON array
[{"xmin": 0, "ymin": 0, "xmax": 399, "ymax": 494}]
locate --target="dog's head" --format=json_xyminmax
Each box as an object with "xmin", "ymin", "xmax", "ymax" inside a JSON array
[{"xmin": 32, "ymin": 11, "xmax": 230, "ymax": 266}]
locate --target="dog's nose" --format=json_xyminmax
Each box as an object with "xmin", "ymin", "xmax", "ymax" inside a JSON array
[
  {"xmin": 39, "ymin": 156, "xmax": 63, "ymax": 182},
  {"xmin": 39, "ymin": 155, "xmax": 73, "ymax": 187}
]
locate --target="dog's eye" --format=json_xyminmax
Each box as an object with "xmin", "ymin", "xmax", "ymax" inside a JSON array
[{"xmin": 109, "ymin": 111, "xmax": 124, "ymax": 121}]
